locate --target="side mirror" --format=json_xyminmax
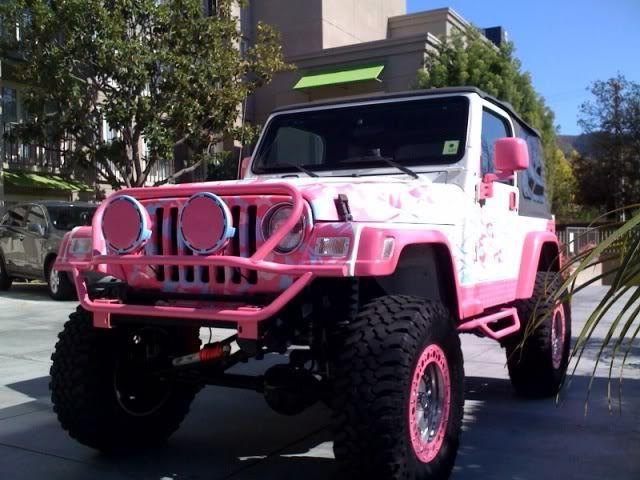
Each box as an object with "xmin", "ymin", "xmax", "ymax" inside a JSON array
[
  {"xmin": 494, "ymin": 137, "xmax": 529, "ymax": 173},
  {"xmin": 238, "ymin": 156, "xmax": 251, "ymax": 180}
]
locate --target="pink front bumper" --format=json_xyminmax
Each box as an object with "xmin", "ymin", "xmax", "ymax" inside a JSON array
[
  {"xmin": 60, "ymin": 254, "xmax": 349, "ymax": 340},
  {"xmin": 56, "ymin": 181, "xmax": 354, "ymax": 340}
]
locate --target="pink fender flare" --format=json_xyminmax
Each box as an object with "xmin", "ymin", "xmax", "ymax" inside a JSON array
[{"xmin": 515, "ymin": 231, "xmax": 561, "ymax": 300}]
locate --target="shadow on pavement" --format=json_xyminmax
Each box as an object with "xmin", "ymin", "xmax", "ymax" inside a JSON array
[
  {"xmin": 0, "ymin": 282, "xmax": 58, "ymax": 302},
  {"xmin": 2, "ymin": 373, "xmax": 638, "ymax": 479}
]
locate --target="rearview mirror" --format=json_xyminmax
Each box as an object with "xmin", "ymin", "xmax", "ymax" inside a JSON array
[{"xmin": 494, "ymin": 137, "xmax": 529, "ymax": 173}]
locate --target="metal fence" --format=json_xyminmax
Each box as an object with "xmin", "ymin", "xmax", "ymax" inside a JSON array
[{"xmin": 557, "ymin": 225, "xmax": 627, "ymax": 260}]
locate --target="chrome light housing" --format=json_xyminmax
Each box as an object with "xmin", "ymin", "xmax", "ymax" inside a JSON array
[{"xmin": 262, "ymin": 203, "xmax": 306, "ymax": 254}]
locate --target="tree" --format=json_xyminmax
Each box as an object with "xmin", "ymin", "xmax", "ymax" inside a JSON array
[
  {"xmin": 416, "ymin": 27, "xmax": 576, "ymax": 216},
  {"xmin": 0, "ymin": 0, "xmax": 289, "ymax": 189},
  {"xmin": 577, "ymin": 75, "xmax": 640, "ymax": 219}
]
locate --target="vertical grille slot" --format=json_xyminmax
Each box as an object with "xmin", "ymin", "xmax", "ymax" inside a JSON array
[
  {"xmin": 200, "ymin": 265, "xmax": 210, "ymax": 283},
  {"xmin": 184, "ymin": 246, "xmax": 194, "ymax": 282},
  {"xmin": 170, "ymin": 207, "xmax": 179, "ymax": 282},
  {"xmin": 155, "ymin": 209, "xmax": 165, "ymax": 281},
  {"xmin": 231, "ymin": 206, "xmax": 241, "ymax": 284},
  {"xmin": 247, "ymin": 205, "xmax": 258, "ymax": 284}
]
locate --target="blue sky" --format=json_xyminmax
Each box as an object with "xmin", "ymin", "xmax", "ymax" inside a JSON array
[{"xmin": 407, "ymin": 0, "xmax": 640, "ymax": 135}]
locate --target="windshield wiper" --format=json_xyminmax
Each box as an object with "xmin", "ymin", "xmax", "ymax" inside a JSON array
[
  {"xmin": 344, "ymin": 155, "xmax": 419, "ymax": 179},
  {"xmin": 280, "ymin": 162, "xmax": 319, "ymax": 178}
]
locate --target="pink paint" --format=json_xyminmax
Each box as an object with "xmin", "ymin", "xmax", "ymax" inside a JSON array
[
  {"xmin": 515, "ymin": 232, "xmax": 560, "ymax": 299},
  {"xmin": 478, "ymin": 174, "xmax": 497, "ymax": 200},
  {"xmin": 457, "ymin": 307, "xmax": 521, "ymax": 340},
  {"xmin": 459, "ymin": 280, "xmax": 518, "ymax": 317},
  {"xmin": 495, "ymin": 137, "xmax": 529, "ymax": 172},
  {"xmin": 72, "ymin": 267, "xmax": 314, "ymax": 339},
  {"xmin": 409, "ymin": 344, "xmax": 451, "ymax": 463},
  {"xmin": 55, "ymin": 176, "xmax": 561, "ymax": 342}
]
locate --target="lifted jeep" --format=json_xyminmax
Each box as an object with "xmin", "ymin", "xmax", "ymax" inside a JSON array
[{"xmin": 51, "ymin": 87, "xmax": 570, "ymax": 479}]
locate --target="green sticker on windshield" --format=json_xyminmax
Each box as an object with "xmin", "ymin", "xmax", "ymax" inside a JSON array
[{"xmin": 443, "ymin": 140, "xmax": 460, "ymax": 155}]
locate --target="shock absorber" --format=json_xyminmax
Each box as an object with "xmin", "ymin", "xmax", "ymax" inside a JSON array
[{"xmin": 172, "ymin": 341, "xmax": 232, "ymax": 367}]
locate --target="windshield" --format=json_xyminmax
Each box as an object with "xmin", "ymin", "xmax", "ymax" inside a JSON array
[
  {"xmin": 47, "ymin": 206, "xmax": 96, "ymax": 231},
  {"xmin": 252, "ymin": 96, "xmax": 469, "ymax": 175}
]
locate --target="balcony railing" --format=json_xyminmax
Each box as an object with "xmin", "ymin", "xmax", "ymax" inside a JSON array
[
  {"xmin": 1, "ymin": 122, "xmax": 66, "ymax": 172},
  {"xmin": 2, "ymin": 140, "xmax": 65, "ymax": 172}
]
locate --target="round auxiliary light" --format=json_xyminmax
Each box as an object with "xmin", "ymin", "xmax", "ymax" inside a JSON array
[
  {"xmin": 101, "ymin": 195, "xmax": 151, "ymax": 254},
  {"xmin": 179, "ymin": 192, "xmax": 235, "ymax": 255},
  {"xmin": 262, "ymin": 203, "xmax": 306, "ymax": 254}
]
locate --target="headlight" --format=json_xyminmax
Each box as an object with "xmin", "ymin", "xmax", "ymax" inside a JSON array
[{"xmin": 262, "ymin": 203, "xmax": 306, "ymax": 254}]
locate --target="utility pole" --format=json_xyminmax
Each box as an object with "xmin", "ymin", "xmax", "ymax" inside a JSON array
[{"xmin": 611, "ymin": 79, "xmax": 626, "ymax": 222}]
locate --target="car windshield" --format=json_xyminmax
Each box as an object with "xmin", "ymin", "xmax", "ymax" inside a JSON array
[
  {"xmin": 47, "ymin": 206, "xmax": 96, "ymax": 231},
  {"xmin": 252, "ymin": 96, "xmax": 469, "ymax": 175}
]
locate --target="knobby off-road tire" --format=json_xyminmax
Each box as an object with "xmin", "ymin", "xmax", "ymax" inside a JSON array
[
  {"xmin": 50, "ymin": 307, "xmax": 201, "ymax": 452},
  {"xmin": 332, "ymin": 295, "xmax": 464, "ymax": 480},
  {"xmin": 46, "ymin": 259, "xmax": 75, "ymax": 301},
  {"xmin": 0, "ymin": 254, "xmax": 12, "ymax": 291},
  {"xmin": 506, "ymin": 272, "xmax": 572, "ymax": 398}
]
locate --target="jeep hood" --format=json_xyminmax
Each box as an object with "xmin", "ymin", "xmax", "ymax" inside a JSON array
[{"xmin": 161, "ymin": 177, "xmax": 463, "ymax": 224}]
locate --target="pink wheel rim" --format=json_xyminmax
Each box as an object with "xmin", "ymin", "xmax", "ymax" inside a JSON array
[
  {"xmin": 551, "ymin": 304, "xmax": 566, "ymax": 370},
  {"xmin": 409, "ymin": 344, "xmax": 451, "ymax": 463}
]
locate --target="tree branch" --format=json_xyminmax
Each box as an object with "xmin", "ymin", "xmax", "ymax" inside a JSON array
[{"xmin": 153, "ymin": 158, "xmax": 204, "ymax": 186}]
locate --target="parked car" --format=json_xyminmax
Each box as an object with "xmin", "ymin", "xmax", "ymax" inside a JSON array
[
  {"xmin": 0, "ymin": 201, "xmax": 96, "ymax": 300},
  {"xmin": 51, "ymin": 87, "xmax": 570, "ymax": 479}
]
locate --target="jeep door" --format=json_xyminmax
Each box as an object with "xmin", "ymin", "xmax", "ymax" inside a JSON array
[
  {"xmin": 474, "ymin": 107, "xmax": 522, "ymax": 282},
  {"xmin": 22, "ymin": 205, "xmax": 49, "ymax": 279},
  {"xmin": 0, "ymin": 205, "xmax": 29, "ymax": 274}
]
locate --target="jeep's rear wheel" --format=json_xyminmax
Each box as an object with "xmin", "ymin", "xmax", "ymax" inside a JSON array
[
  {"xmin": 50, "ymin": 307, "xmax": 201, "ymax": 451},
  {"xmin": 332, "ymin": 295, "xmax": 464, "ymax": 479},
  {"xmin": 506, "ymin": 272, "xmax": 572, "ymax": 398}
]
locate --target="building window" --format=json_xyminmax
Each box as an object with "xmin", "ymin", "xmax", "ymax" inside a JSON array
[{"xmin": 203, "ymin": 0, "xmax": 218, "ymax": 16}]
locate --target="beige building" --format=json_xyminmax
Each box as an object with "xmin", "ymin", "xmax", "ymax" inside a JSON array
[{"xmin": 245, "ymin": 1, "xmax": 504, "ymax": 127}]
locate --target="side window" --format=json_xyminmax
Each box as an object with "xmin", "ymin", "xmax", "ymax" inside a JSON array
[
  {"xmin": 6, "ymin": 206, "xmax": 28, "ymax": 227},
  {"xmin": 516, "ymin": 124, "xmax": 546, "ymax": 204},
  {"xmin": 26, "ymin": 206, "xmax": 47, "ymax": 231},
  {"xmin": 481, "ymin": 109, "xmax": 511, "ymax": 176}
]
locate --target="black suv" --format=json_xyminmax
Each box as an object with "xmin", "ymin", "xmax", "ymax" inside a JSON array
[{"xmin": 0, "ymin": 201, "xmax": 96, "ymax": 300}]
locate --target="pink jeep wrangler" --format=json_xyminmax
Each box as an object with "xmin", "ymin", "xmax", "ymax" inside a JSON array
[{"xmin": 51, "ymin": 87, "xmax": 570, "ymax": 479}]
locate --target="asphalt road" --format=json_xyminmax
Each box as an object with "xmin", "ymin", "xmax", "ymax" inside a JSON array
[{"xmin": 0, "ymin": 283, "xmax": 638, "ymax": 479}]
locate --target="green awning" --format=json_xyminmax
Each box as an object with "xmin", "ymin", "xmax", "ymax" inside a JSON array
[
  {"xmin": 2, "ymin": 171, "xmax": 92, "ymax": 192},
  {"xmin": 294, "ymin": 63, "xmax": 385, "ymax": 90}
]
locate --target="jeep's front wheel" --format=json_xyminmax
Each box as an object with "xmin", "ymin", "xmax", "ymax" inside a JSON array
[
  {"xmin": 50, "ymin": 307, "xmax": 201, "ymax": 451},
  {"xmin": 332, "ymin": 296, "xmax": 464, "ymax": 479}
]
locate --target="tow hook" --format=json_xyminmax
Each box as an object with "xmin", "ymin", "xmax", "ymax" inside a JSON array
[{"xmin": 172, "ymin": 342, "xmax": 231, "ymax": 367}]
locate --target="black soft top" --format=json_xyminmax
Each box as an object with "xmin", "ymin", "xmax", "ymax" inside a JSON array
[{"xmin": 273, "ymin": 86, "xmax": 541, "ymax": 138}]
